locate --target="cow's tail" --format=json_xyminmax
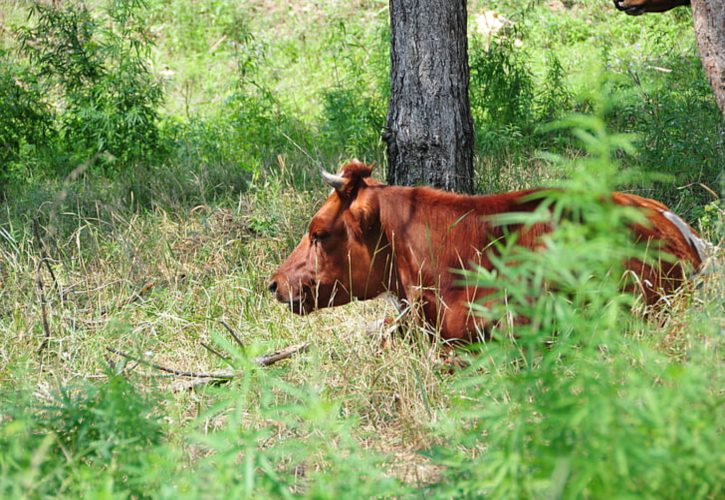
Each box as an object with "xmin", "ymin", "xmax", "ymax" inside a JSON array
[{"xmin": 661, "ymin": 210, "xmax": 713, "ymax": 269}]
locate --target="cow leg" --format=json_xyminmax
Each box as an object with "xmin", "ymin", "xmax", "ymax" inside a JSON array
[{"xmin": 434, "ymin": 289, "xmax": 494, "ymax": 343}]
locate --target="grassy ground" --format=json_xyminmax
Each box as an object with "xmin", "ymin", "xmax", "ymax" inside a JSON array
[{"xmin": 1, "ymin": 0, "xmax": 723, "ymax": 497}]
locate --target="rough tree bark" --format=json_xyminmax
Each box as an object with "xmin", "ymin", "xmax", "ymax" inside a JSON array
[
  {"xmin": 691, "ymin": 0, "xmax": 724, "ymax": 115},
  {"xmin": 384, "ymin": 0, "xmax": 474, "ymax": 193}
]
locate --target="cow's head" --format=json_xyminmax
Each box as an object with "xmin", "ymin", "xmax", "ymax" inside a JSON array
[
  {"xmin": 269, "ymin": 161, "xmax": 393, "ymax": 314},
  {"xmin": 613, "ymin": 0, "xmax": 690, "ymax": 15}
]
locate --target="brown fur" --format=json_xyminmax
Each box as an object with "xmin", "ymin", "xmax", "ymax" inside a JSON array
[
  {"xmin": 270, "ymin": 161, "xmax": 703, "ymax": 342},
  {"xmin": 613, "ymin": 0, "xmax": 690, "ymax": 15}
]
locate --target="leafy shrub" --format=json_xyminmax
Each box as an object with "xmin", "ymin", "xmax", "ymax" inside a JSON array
[
  {"xmin": 16, "ymin": 0, "xmax": 163, "ymax": 170},
  {"xmin": 0, "ymin": 373, "xmax": 167, "ymax": 498},
  {"xmin": 0, "ymin": 52, "xmax": 55, "ymax": 190},
  {"xmin": 0, "ymin": 384, "xmax": 60, "ymax": 499},
  {"xmin": 46, "ymin": 374, "xmax": 165, "ymax": 496},
  {"xmin": 603, "ymin": 57, "xmax": 722, "ymax": 216},
  {"xmin": 320, "ymin": 86, "xmax": 385, "ymax": 159},
  {"xmin": 160, "ymin": 351, "xmax": 406, "ymax": 498},
  {"xmin": 168, "ymin": 14, "xmax": 297, "ymax": 175},
  {"xmin": 536, "ymin": 51, "xmax": 573, "ymax": 122},
  {"xmin": 469, "ymin": 33, "xmax": 535, "ymax": 132},
  {"xmin": 225, "ymin": 87, "xmax": 288, "ymax": 165},
  {"xmin": 318, "ymin": 21, "xmax": 388, "ymax": 162},
  {"xmin": 428, "ymin": 111, "xmax": 723, "ymax": 498}
]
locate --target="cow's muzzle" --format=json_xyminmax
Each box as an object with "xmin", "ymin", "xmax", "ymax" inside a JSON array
[{"xmin": 268, "ymin": 279, "xmax": 313, "ymax": 315}]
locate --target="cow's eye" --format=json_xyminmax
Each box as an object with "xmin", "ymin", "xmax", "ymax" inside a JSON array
[{"xmin": 311, "ymin": 231, "xmax": 330, "ymax": 244}]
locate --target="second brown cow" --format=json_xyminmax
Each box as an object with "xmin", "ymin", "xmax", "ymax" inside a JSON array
[{"xmin": 613, "ymin": 0, "xmax": 690, "ymax": 16}]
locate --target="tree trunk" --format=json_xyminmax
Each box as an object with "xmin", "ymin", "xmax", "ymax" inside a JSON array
[
  {"xmin": 384, "ymin": 0, "xmax": 474, "ymax": 193},
  {"xmin": 691, "ymin": 0, "xmax": 725, "ymax": 115}
]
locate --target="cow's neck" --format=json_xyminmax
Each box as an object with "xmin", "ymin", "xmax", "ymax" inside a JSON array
[
  {"xmin": 376, "ymin": 186, "xmax": 490, "ymax": 296},
  {"xmin": 371, "ymin": 185, "xmax": 548, "ymax": 339},
  {"xmin": 376, "ymin": 185, "xmax": 547, "ymax": 289}
]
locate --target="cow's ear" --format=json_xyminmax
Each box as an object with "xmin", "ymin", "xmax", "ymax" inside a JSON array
[{"xmin": 321, "ymin": 161, "xmax": 374, "ymax": 198}]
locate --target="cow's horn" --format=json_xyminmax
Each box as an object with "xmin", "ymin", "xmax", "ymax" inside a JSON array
[{"xmin": 320, "ymin": 168, "xmax": 345, "ymax": 190}]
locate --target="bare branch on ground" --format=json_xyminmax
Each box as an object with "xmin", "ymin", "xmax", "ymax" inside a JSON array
[{"xmin": 106, "ymin": 341, "xmax": 310, "ymax": 391}]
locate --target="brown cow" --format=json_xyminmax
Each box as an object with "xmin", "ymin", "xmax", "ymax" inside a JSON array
[
  {"xmin": 613, "ymin": 0, "xmax": 690, "ymax": 16},
  {"xmin": 269, "ymin": 161, "xmax": 705, "ymax": 342}
]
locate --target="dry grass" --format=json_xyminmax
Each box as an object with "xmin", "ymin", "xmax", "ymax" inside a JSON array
[
  {"xmin": 1, "ymin": 168, "xmax": 722, "ymax": 495},
  {"xmin": 0, "ymin": 173, "xmax": 460, "ymax": 479}
]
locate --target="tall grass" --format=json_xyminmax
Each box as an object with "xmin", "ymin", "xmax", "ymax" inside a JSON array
[{"xmin": 1, "ymin": 0, "xmax": 722, "ymax": 497}]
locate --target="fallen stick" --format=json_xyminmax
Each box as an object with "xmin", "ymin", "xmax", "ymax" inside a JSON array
[
  {"xmin": 219, "ymin": 320, "xmax": 245, "ymax": 351},
  {"xmin": 169, "ymin": 341, "xmax": 310, "ymax": 392},
  {"xmin": 106, "ymin": 347, "xmax": 234, "ymax": 379},
  {"xmin": 105, "ymin": 341, "xmax": 310, "ymax": 386},
  {"xmin": 200, "ymin": 341, "xmax": 230, "ymax": 362},
  {"xmin": 254, "ymin": 342, "xmax": 310, "ymax": 366}
]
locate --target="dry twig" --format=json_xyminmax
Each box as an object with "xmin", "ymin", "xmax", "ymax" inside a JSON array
[
  {"xmin": 106, "ymin": 347, "xmax": 235, "ymax": 379},
  {"xmin": 32, "ymin": 219, "xmax": 62, "ymax": 299},
  {"xmin": 106, "ymin": 341, "xmax": 310, "ymax": 391},
  {"xmin": 254, "ymin": 342, "xmax": 310, "ymax": 366},
  {"xmin": 200, "ymin": 341, "xmax": 230, "ymax": 362},
  {"xmin": 219, "ymin": 319, "xmax": 245, "ymax": 351}
]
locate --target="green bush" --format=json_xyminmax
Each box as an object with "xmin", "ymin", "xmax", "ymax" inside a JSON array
[
  {"xmin": 318, "ymin": 21, "xmax": 388, "ymax": 162},
  {"xmin": 0, "ymin": 52, "xmax": 55, "ymax": 190},
  {"xmin": 536, "ymin": 51, "xmax": 573, "ymax": 122},
  {"xmin": 186, "ymin": 362, "xmax": 407, "ymax": 498},
  {"xmin": 0, "ymin": 2, "xmax": 721, "ymax": 497},
  {"xmin": 17, "ymin": 0, "xmax": 163, "ymax": 171},
  {"xmin": 0, "ymin": 372, "xmax": 168, "ymax": 498},
  {"xmin": 469, "ymin": 34, "xmax": 535, "ymax": 133},
  {"xmin": 428, "ymin": 111, "xmax": 723, "ymax": 498},
  {"xmin": 320, "ymin": 86, "xmax": 385, "ymax": 159},
  {"xmin": 603, "ymin": 57, "xmax": 723, "ymax": 216}
]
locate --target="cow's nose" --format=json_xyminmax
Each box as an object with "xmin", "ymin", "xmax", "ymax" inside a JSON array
[{"xmin": 268, "ymin": 280, "xmax": 278, "ymax": 294}]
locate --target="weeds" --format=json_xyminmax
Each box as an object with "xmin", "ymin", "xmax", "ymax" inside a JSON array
[
  {"xmin": 0, "ymin": 0, "xmax": 722, "ymax": 497},
  {"xmin": 0, "ymin": 51, "xmax": 55, "ymax": 190},
  {"xmin": 17, "ymin": 0, "xmax": 163, "ymax": 172},
  {"xmin": 430, "ymin": 109, "xmax": 724, "ymax": 498}
]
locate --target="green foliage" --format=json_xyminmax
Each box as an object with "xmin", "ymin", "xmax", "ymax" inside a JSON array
[
  {"xmin": 225, "ymin": 88, "xmax": 288, "ymax": 165},
  {"xmin": 0, "ymin": 372, "xmax": 169, "ymax": 498},
  {"xmin": 318, "ymin": 21, "xmax": 388, "ymax": 162},
  {"xmin": 0, "ymin": 1, "xmax": 721, "ymax": 497},
  {"xmin": 221, "ymin": 13, "xmax": 289, "ymax": 165},
  {"xmin": 428, "ymin": 111, "xmax": 724, "ymax": 498},
  {"xmin": 697, "ymin": 200, "xmax": 722, "ymax": 238},
  {"xmin": 181, "ymin": 354, "xmax": 407, "ymax": 498},
  {"xmin": 0, "ymin": 347, "xmax": 410, "ymax": 498},
  {"xmin": 603, "ymin": 57, "xmax": 723, "ymax": 213},
  {"xmin": 469, "ymin": 33, "xmax": 535, "ymax": 131},
  {"xmin": 320, "ymin": 86, "xmax": 385, "ymax": 160},
  {"xmin": 536, "ymin": 51, "xmax": 573, "ymax": 122},
  {"xmin": 0, "ymin": 51, "xmax": 54, "ymax": 190},
  {"xmin": 468, "ymin": 30, "xmax": 577, "ymax": 159},
  {"xmin": 468, "ymin": 0, "xmax": 721, "ymax": 215},
  {"xmin": 47, "ymin": 374, "xmax": 163, "ymax": 461},
  {"xmin": 17, "ymin": 0, "xmax": 163, "ymax": 170},
  {"xmin": 0, "ymin": 384, "xmax": 58, "ymax": 499}
]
